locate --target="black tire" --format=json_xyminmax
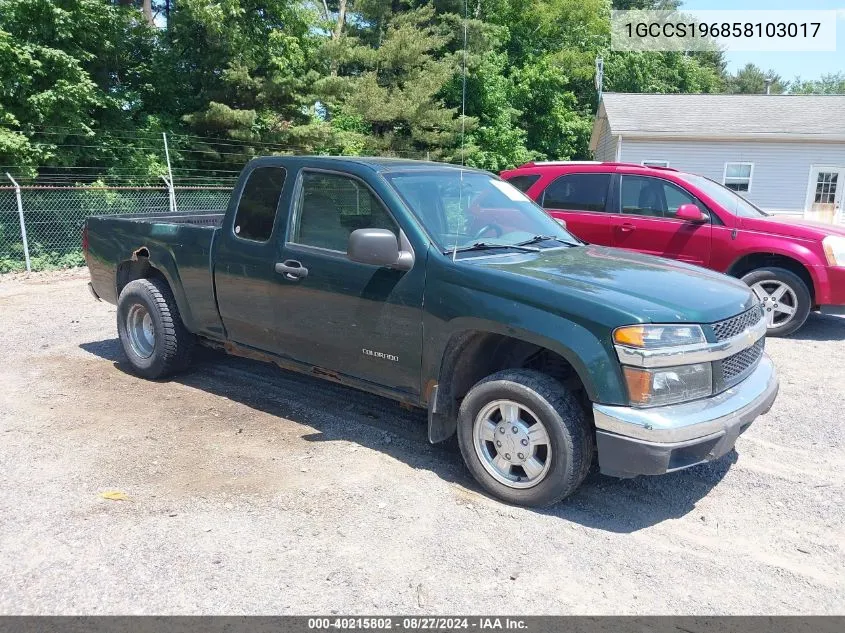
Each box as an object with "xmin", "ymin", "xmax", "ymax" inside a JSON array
[
  {"xmin": 741, "ymin": 267, "xmax": 811, "ymax": 337},
  {"xmin": 456, "ymin": 369, "xmax": 594, "ymax": 507},
  {"xmin": 116, "ymin": 277, "xmax": 195, "ymax": 379}
]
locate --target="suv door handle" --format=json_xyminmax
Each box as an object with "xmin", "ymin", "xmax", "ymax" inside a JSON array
[
  {"xmin": 275, "ymin": 260, "xmax": 309, "ymax": 280},
  {"xmin": 619, "ymin": 223, "xmax": 635, "ymax": 233}
]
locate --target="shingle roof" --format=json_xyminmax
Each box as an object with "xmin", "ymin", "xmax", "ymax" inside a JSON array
[{"xmin": 598, "ymin": 92, "xmax": 845, "ymax": 139}]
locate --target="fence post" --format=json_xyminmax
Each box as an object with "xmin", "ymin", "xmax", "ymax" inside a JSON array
[
  {"xmin": 162, "ymin": 133, "xmax": 178, "ymax": 213},
  {"xmin": 161, "ymin": 175, "xmax": 178, "ymax": 214},
  {"xmin": 6, "ymin": 173, "xmax": 31, "ymax": 272}
]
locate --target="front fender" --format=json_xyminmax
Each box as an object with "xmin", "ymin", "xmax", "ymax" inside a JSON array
[
  {"xmin": 728, "ymin": 240, "xmax": 825, "ymax": 295},
  {"xmin": 421, "ymin": 293, "xmax": 627, "ymax": 443},
  {"xmin": 432, "ymin": 315, "xmax": 617, "ymax": 404}
]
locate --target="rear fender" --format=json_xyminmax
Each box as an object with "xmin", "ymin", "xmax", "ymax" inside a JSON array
[{"xmin": 116, "ymin": 244, "xmax": 198, "ymax": 333}]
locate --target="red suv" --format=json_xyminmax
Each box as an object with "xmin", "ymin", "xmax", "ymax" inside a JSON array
[{"xmin": 501, "ymin": 161, "xmax": 845, "ymax": 336}]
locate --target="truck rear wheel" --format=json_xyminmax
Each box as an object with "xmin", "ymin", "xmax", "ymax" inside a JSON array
[
  {"xmin": 116, "ymin": 278, "xmax": 195, "ymax": 379},
  {"xmin": 456, "ymin": 369, "xmax": 593, "ymax": 507},
  {"xmin": 742, "ymin": 267, "xmax": 811, "ymax": 337}
]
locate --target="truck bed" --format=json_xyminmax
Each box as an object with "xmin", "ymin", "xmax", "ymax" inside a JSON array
[{"xmin": 85, "ymin": 211, "xmax": 224, "ymax": 336}]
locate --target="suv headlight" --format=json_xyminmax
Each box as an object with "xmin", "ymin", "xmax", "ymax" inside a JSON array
[
  {"xmin": 622, "ymin": 363, "xmax": 713, "ymax": 407},
  {"xmin": 823, "ymin": 235, "xmax": 845, "ymax": 267},
  {"xmin": 614, "ymin": 324, "xmax": 706, "ymax": 348}
]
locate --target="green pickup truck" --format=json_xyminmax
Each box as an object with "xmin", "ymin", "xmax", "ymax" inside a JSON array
[{"xmin": 84, "ymin": 156, "xmax": 779, "ymax": 506}]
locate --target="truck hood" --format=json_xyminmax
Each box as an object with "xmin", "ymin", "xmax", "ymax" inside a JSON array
[
  {"xmin": 739, "ymin": 214, "xmax": 845, "ymax": 240},
  {"xmin": 469, "ymin": 245, "xmax": 756, "ymax": 324}
]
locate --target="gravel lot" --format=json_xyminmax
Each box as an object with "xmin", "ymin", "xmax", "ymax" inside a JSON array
[{"xmin": 0, "ymin": 268, "xmax": 843, "ymax": 615}]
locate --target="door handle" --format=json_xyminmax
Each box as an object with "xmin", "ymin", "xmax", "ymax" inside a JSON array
[
  {"xmin": 275, "ymin": 260, "xmax": 309, "ymax": 281},
  {"xmin": 619, "ymin": 223, "xmax": 635, "ymax": 233}
]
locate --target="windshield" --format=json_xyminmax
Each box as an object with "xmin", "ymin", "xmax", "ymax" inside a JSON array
[
  {"xmin": 383, "ymin": 170, "xmax": 579, "ymax": 252},
  {"xmin": 683, "ymin": 174, "xmax": 769, "ymax": 218}
]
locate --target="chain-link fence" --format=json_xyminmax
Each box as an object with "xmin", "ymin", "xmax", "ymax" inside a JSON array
[{"xmin": 0, "ymin": 185, "xmax": 232, "ymax": 273}]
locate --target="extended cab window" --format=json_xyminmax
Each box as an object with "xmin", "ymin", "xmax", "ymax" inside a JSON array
[
  {"xmin": 233, "ymin": 166, "xmax": 287, "ymax": 241},
  {"xmin": 292, "ymin": 172, "xmax": 397, "ymax": 252},
  {"xmin": 505, "ymin": 174, "xmax": 540, "ymax": 192},
  {"xmin": 620, "ymin": 175, "xmax": 699, "ymax": 220},
  {"xmin": 542, "ymin": 173, "xmax": 611, "ymax": 212}
]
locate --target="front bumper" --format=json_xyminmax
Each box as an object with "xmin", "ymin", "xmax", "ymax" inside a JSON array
[
  {"xmin": 814, "ymin": 264, "xmax": 845, "ymax": 306},
  {"xmin": 593, "ymin": 354, "xmax": 778, "ymax": 478}
]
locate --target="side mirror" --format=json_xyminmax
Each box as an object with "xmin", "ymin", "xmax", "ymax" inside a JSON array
[
  {"xmin": 675, "ymin": 203, "xmax": 707, "ymax": 223},
  {"xmin": 555, "ymin": 217, "xmax": 567, "ymax": 229},
  {"xmin": 348, "ymin": 229, "xmax": 414, "ymax": 271}
]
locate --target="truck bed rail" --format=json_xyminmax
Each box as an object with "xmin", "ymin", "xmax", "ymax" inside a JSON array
[{"xmin": 91, "ymin": 211, "xmax": 224, "ymax": 227}]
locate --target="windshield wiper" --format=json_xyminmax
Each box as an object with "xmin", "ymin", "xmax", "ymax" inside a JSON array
[
  {"xmin": 445, "ymin": 241, "xmax": 541, "ymax": 254},
  {"xmin": 516, "ymin": 235, "xmax": 580, "ymax": 247}
]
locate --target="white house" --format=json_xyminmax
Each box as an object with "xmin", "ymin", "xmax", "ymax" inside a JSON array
[{"xmin": 590, "ymin": 93, "xmax": 845, "ymax": 220}]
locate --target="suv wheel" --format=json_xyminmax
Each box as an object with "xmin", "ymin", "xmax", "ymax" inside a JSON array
[
  {"xmin": 742, "ymin": 267, "xmax": 811, "ymax": 337},
  {"xmin": 456, "ymin": 369, "xmax": 593, "ymax": 507}
]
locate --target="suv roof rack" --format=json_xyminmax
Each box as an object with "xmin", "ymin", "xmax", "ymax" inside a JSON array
[
  {"xmin": 522, "ymin": 161, "xmax": 602, "ymax": 166},
  {"xmin": 517, "ymin": 161, "xmax": 678, "ymax": 172}
]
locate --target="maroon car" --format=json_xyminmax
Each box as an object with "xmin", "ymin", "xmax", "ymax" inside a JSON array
[{"xmin": 501, "ymin": 161, "xmax": 845, "ymax": 336}]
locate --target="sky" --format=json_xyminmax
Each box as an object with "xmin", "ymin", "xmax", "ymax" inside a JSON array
[{"xmin": 680, "ymin": 0, "xmax": 845, "ymax": 80}]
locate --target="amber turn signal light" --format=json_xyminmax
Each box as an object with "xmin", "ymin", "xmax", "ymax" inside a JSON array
[
  {"xmin": 614, "ymin": 326, "xmax": 647, "ymax": 347},
  {"xmin": 622, "ymin": 366, "xmax": 653, "ymax": 406}
]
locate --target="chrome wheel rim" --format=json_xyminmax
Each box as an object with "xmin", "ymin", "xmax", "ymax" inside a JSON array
[
  {"xmin": 472, "ymin": 399, "xmax": 552, "ymax": 489},
  {"xmin": 126, "ymin": 303, "xmax": 155, "ymax": 358},
  {"xmin": 751, "ymin": 281, "xmax": 798, "ymax": 329}
]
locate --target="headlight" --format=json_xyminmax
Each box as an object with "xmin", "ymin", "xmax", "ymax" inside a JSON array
[
  {"xmin": 614, "ymin": 324, "xmax": 706, "ymax": 348},
  {"xmin": 823, "ymin": 235, "xmax": 845, "ymax": 267},
  {"xmin": 623, "ymin": 363, "xmax": 713, "ymax": 407}
]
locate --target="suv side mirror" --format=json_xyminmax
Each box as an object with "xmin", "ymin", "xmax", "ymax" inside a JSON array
[
  {"xmin": 675, "ymin": 203, "xmax": 707, "ymax": 223},
  {"xmin": 348, "ymin": 229, "xmax": 414, "ymax": 271}
]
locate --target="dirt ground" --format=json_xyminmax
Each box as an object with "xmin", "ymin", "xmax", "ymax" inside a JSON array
[{"xmin": 0, "ymin": 268, "xmax": 843, "ymax": 615}]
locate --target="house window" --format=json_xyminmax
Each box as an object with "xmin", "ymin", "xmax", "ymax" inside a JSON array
[
  {"xmin": 724, "ymin": 163, "xmax": 753, "ymax": 193},
  {"xmin": 814, "ymin": 171, "xmax": 838, "ymax": 204},
  {"xmin": 642, "ymin": 160, "xmax": 669, "ymax": 168}
]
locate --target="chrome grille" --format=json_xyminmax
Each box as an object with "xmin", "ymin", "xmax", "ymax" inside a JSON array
[
  {"xmin": 719, "ymin": 339, "xmax": 764, "ymax": 388},
  {"xmin": 711, "ymin": 304, "xmax": 764, "ymax": 341}
]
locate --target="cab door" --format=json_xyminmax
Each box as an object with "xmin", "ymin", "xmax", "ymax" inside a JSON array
[
  {"xmin": 538, "ymin": 172, "xmax": 616, "ymax": 245},
  {"xmin": 272, "ymin": 168, "xmax": 425, "ymax": 398},
  {"xmin": 611, "ymin": 174, "xmax": 712, "ymax": 266},
  {"xmin": 213, "ymin": 162, "xmax": 294, "ymax": 350}
]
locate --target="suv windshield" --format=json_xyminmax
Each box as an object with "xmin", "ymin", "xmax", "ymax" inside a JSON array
[
  {"xmin": 383, "ymin": 170, "xmax": 579, "ymax": 252},
  {"xmin": 683, "ymin": 174, "xmax": 769, "ymax": 218}
]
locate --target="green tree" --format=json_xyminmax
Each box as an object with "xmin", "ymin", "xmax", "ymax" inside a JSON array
[
  {"xmin": 605, "ymin": 51, "xmax": 724, "ymax": 94},
  {"xmin": 726, "ymin": 63, "xmax": 786, "ymax": 94},
  {"xmin": 0, "ymin": 0, "xmax": 170, "ymax": 178},
  {"xmin": 309, "ymin": 4, "xmax": 469, "ymax": 160},
  {"xmin": 0, "ymin": 1, "xmax": 108, "ymax": 171},
  {"xmin": 165, "ymin": 0, "xmax": 318, "ymax": 160},
  {"xmin": 790, "ymin": 72, "xmax": 845, "ymax": 94}
]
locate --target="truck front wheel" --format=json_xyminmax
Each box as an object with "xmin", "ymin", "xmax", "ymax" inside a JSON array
[
  {"xmin": 457, "ymin": 369, "xmax": 594, "ymax": 507},
  {"xmin": 116, "ymin": 278, "xmax": 195, "ymax": 379}
]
